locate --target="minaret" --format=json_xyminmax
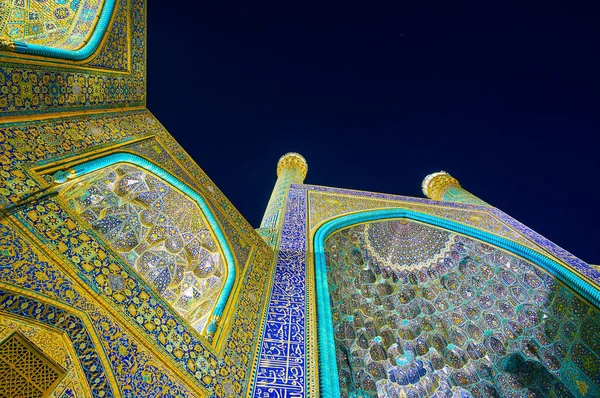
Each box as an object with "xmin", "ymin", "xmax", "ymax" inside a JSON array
[
  {"xmin": 259, "ymin": 153, "xmax": 308, "ymax": 245},
  {"xmin": 422, "ymin": 171, "xmax": 489, "ymax": 206}
]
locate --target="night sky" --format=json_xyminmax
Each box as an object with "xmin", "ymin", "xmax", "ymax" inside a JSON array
[{"xmin": 147, "ymin": 4, "xmax": 600, "ymax": 263}]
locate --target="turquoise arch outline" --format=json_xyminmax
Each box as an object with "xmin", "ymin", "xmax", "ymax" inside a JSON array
[
  {"xmin": 313, "ymin": 208, "xmax": 600, "ymax": 398},
  {"xmin": 11, "ymin": 0, "xmax": 116, "ymax": 61},
  {"xmin": 53, "ymin": 153, "xmax": 235, "ymax": 332}
]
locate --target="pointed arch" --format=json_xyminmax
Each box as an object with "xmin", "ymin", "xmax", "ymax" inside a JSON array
[
  {"xmin": 313, "ymin": 208, "xmax": 600, "ymax": 398},
  {"xmin": 53, "ymin": 153, "xmax": 236, "ymax": 333}
]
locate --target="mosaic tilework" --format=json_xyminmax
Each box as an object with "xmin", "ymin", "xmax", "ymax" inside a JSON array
[
  {"xmin": 110, "ymin": 142, "xmax": 254, "ymax": 275},
  {"xmin": 59, "ymin": 164, "xmax": 226, "ymax": 333},
  {"xmin": 121, "ymin": 138, "xmax": 254, "ymax": 268},
  {"xmin": 0, "ymin": 109, "xmax": 261, "ymax": 262},
  {"xmin": 125, "ymin": 138, "xmax": 203, "ymax": 192},
  {"xmin": 305, "ymin": 184, "xmax": 600, "ymax": 288},
  {"xmin": 0, "ymin": 0, "xmax": 105, "ymax": 50},
  {"xmin": 0, "ymin": 220, "xmax": 200, "ymax": 397},
  {"xmin": 490, "ymin": 207, "xmax": 600, "ymax": 288},
  {"xmin": 86, "ymin": 0, "xmax": 130, "ymax": 71},
  {"xmin": 0, "ymin": 289, "xmax": 201, "ymax": 398},
  {"xmin": 249, "ymin": 183, "xmax": 598, "ymax": 396},
  {"xmin": 0, "ymin": 105, "xmax": 273, "ymax": 388},
  {"xmin": 326, "ymin": 220, "xmax": 600, "ymax": 397},
  {"xmin": 0, "ymin": 290, "xmax": 114, "ymax": 398},
  {"xmin": 0, "ymin": 0, "xmax": 274, "ymax": 392},
  {"xmin": 252, "ymin": 186, "xmax": 308, "ymax": 397},
  {"xmin": 0, "ymin": 331, "xmax": 65, "ymax": 398},
  {"xmin": 0, "ymin": 0, "xmax": 141, "ymax": 115},
  {"xmin": 210, "ymin": 204, "xmax": 253, "ymax": 270},
  {"xmin": 364, "ymin": 220, "xmax": 452, "ymax": 269},
  {"xmin": 307, "ymin": 186, "xmax": 537, "ymax": 250},
  {"xmin": 0, "ymin": 62, "xmax": 144, "ymax": 114},
  {"xmin": 443, "ymin": 186, "xmax": 488, "ymax": 206},
  {"xmin": 0, "ymin": 107, "xmax": 274, "ymax": 396},
  {"xmin": 93, "ymin": 308, "xmax": 198, "ymax": 398},
  {"xmin": 15, "ymin": 195, "xmax": 224, "ymax": 387},
  {"xmin": 218, "ymin": 246, "xmax": 274, "ymax": 397},
  {"xmin": 0, "ymin": 314, "xmax": 90, "ymax": 397}
]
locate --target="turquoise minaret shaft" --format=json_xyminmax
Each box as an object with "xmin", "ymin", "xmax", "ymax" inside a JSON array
[
  {"xmin": 422, "ymin": 171, "xmax": 489, "ymax": 206},
  {"xmin": 258, "ymin": 153, "xmax": 308, "ymax": 246}
]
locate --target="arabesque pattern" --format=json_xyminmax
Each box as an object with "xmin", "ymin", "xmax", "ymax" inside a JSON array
[
  {"xmin": 0, "ymin": 109, "xmax": 272, "ymax": 396},
  {"xmin": 59, "ymin": 164, "xmax": 225, "ymax": 333},
  {"xmin": 0, "ymin": 0, "xmax": 105, "ymax": 50},
  {"xmin": 0, "ymin": 221, "xmax": 200, "ymax": 397},
  {"xmin": 0, "ymin": 0, "xmax": 142, "ymax": 115}
]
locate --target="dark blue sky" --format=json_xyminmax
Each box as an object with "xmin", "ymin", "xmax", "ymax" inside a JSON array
[{"xmin": 147, "ymin": 3, "xmax": 600, "ymax": 263}]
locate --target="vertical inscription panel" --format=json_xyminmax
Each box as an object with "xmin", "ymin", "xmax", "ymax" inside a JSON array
[{"xmin": 253, "ymin": 188, "xmax": 307, "ymax": 397}]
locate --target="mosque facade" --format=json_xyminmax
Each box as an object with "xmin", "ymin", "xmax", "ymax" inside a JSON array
[{"xmin": 1, "ymin": 1, "xmax": 599, "ymax": 397}]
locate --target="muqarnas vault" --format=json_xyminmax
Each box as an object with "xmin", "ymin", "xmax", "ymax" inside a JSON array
[{"xmin": 0, "ymin": 2, "xmax": 599, "ymax": 397}]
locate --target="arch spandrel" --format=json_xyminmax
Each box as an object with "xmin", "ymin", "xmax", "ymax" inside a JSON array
[
  {"xmin": 57, "ymin": 162, "xmax": 228, "ymax": 334},
  {"xmin": 307, "ymin": 187, "xmax": 535, "ymax": 250},
  {"xmin": 305, "ymin": 185, "xmax": 600, "ymax": 287},
  {"xmin": 317, "ymin": 216, "xmax": 600, "ymax": 397}
]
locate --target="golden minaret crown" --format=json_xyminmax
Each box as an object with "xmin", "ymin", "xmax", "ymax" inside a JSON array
[
  {"xmin": 277, "ymin": 152, "xmax": 308, "ymax": 179},
  {"xmin": 422, "ymin": 171, "xmax": 461, "ymax": 200}
]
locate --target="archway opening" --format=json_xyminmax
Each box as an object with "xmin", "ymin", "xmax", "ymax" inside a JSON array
[{"xmin": 315, "ymin": 210, "xmax": 600, "ymax": 398}]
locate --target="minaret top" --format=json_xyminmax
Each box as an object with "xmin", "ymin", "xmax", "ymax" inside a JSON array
[
  {"xmin": 277, "ymin": 152, "xmax": 308, "ymax": 179},
  {"xmin": 422, "ymin": 171, "xmax": 460, "ymax": 200}
]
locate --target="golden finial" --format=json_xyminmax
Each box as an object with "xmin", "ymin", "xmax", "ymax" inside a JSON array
[
  {"xmin": 276, "ymin": 152, "xmax": 308, "ymax": 179},
  {"xmin": 422, "ymin": 171, "xmax": 460, "ymax": 200}
]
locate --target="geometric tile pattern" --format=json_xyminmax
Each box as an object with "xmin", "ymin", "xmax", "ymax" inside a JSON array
[
  {"xmin": 364, "ymin": 219, "xmax": 452, "ymax": 269},
  {"xmin": 0, "ymin": 332, "xmax": 65, "ymax": 398},
  {"xmin": 0, "ymin": 290, "xmax": 114, "ymax": 397},
  {"xmin": 0, "ymin": 0, "xmax": 104, "ymax": 50},
  {"xmin": 0, "ymin": 313, "xmax": 90, "ymax": 398},
  {"xmin": 60, "ymin": 164, "xmax": 225, "ymax": 333}
]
